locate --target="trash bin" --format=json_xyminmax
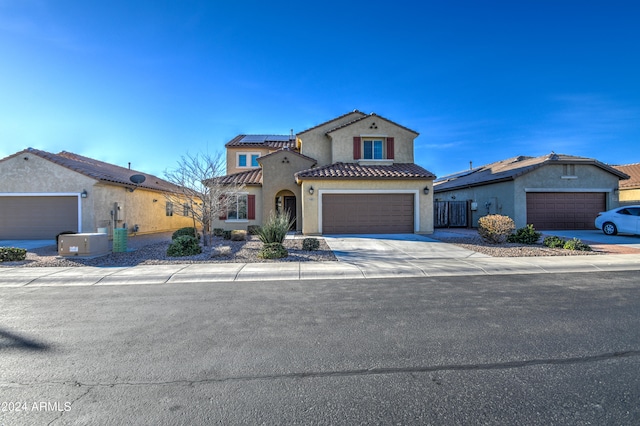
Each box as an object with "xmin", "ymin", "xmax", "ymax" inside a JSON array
[{"xmin": 113, "ymin": 228, "xmax": 128, "ymax": 253}]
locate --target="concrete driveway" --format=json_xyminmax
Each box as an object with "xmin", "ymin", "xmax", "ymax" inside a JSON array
[
  {"xmin": 0, "ymin": 240, "xmax": 55, "ymax": 249},
  {"xmin": 324, "ymin": 234, "xmax": 489, "ymax": 276}
]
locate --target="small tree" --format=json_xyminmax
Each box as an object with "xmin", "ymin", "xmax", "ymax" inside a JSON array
[{"xmin": 164, "ymin": 151, "xmax": 243, "ymax": 246}]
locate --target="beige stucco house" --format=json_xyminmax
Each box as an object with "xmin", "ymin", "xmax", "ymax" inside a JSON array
[
  {"xmin": 613, "ymin": 163, "xmax": 640, "ymax": 205},
  {"xmin": 212, "ymin": 110, "xmax": 436, "ymax": 235},
  {"xmin": 0, "ymin": 148, "xmax": 194, "ymax": 239},
  {"xmin": 433, "ymin": 153, "xmax": 630, "ymax": 230}
]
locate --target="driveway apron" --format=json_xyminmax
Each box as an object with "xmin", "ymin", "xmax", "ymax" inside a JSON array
[{"xmin": 323, "ymin": 234, "xmax": 489, "ymax": 278}]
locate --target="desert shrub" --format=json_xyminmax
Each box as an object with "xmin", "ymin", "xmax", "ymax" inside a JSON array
[
  {"xmin": 166, "ymin": 235, "xmax": 202, "ymax": 257},
  {"xmin": 222, "ymin": 230, "xmax": 232, "ymax": 240},
  {"xmin": 0, "ymin": 247, "xmax": 27, "ymax": 262},
  {"xmin": 543, "ymin": 236, "xmax": 566, "ymax": 248},
  {"xmin": 213, "ymin": 228, "xmax": 224, "ymax": 237},
  {"xmin": 507, "ymin": 224, "xmax": 542, "ymax": 244},
  {"xmin": 257, "ymin": 211, "xmax": 293, "ymax": 244},
  {"xmin": 302, "ymin": 238, "xmax": 320, "ymax": 251},
  {"xmin": 563, "ymin": 238, "xmax": 592, "ymax": 251},
  {"xmin": 477, "ymin": 214, "xmax": 515, "ymax": 244},
  {"xmin": 258, "ymin": 242, "xmax": 288, "ymax": 259},
  {"xmin": 172, "ymin": 227, "xmax": 199, "ymax": 240},
  {"xmin": 230, "ymin": 230, "xmax": 246, "ymax": 241},
  {"xmin": 247, "ymin": 225, "xmax": 262, "ymax": 235}
]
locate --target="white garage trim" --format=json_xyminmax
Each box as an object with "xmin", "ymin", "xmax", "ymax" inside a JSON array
[
  {"xmin": 0, "ymin": 192, "xmax": 84, "ymax": 233},
  {"xmin": 317, "ymin": 189, "xmax": 420, "ymax": 234}
]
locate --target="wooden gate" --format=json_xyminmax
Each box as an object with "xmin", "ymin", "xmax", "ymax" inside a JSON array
[{"xmin": 434, "ymin": 201, "xmax": 469, "ymax": 228}]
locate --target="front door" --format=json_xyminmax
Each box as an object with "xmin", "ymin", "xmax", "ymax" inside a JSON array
[{"xmin": 283, "ymin": 196, "xmax": 296, "ymax": 230}]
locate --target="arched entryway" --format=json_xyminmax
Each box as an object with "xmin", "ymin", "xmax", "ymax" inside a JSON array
[{"xmin": 275, "ymin": 190, "xmax": 296, "ymax": 230}]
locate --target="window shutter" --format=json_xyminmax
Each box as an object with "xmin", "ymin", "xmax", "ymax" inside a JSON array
[
  {"xmin": 386, "ymin": 137, "xmax": 394, "ymax": 160},
  {"xmin": 248, "ymin": 194, "xmax": 256, "ymax": 220},
  {"xmin": 218, "ymin": 195, "xmax": 227, "ymax": 220},
  {"xmin": 353, "ymin": 136, "xmax": 361, "ymax": 160}
]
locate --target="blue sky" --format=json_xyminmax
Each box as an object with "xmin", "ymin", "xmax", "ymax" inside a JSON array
[{"xmin": 1, "ymin": 0, "xmax": 639, "ymax": 179}]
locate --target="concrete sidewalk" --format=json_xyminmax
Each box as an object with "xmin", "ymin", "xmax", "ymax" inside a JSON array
[{"xmin": 0, "ymin": 253, "xmax": 639, "ymax": 287}]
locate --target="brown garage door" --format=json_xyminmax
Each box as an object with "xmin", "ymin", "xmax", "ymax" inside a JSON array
[
  {"xmin": 322, "ymin": 193, "xmax": 414, "ymax": 234},
  {"xmin": 526, "ymin": 192, "xmax": 605, "ymax": 230},
  {"xmin": 0, "ymin": 196, "xmax": 78, "ymax": 239}
]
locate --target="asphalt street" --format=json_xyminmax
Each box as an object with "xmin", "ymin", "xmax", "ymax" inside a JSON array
[{"xmin": 1, "ymin": 272, "xmax": 639, "ymax": 425}]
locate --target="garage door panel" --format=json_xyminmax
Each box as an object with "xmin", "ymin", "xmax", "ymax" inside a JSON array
[
  {"xmin": 0, "ymin": 196, "xmax": 78, "ymax": 239},
  {"xmin": 323, "ymin": 194, "xmax": 414, "ymax": 234},
  {"xmin": 526, "ymin": 192, "xmax": 605, "ymax": 230}
]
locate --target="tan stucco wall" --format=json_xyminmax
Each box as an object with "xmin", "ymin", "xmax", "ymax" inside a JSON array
[
  {"xmin": 434, "ymin": 164, "xmax": 622, "ymax": 228},
  {"xmin": 211, "ymin": 186, "xmax": 263, "ymax": 231},
  {"xmin": 259, "ymin": 152, "xmax": 315, "ymax": 232},
  {"xmin": 91, "ymin": 184, "xmax": 194, "ymax": 236},
  {"xmin": 327, "ymin": 116, "xmax": 416, "ymax": 164},
  {"xmin": 0, "ymin": 152, "xmax": 193, "ymax": 235},
  {"xmin": 619, "ymin": 188, "xmax": 640, "ymax": 204},
  {"xmin": 226, "ymin": 147, "xmax": 272, "ymax": 175},
  {"xmin": 298, "ymin": 111, "xmax": 365, "ymax": 167},
  {"xmin": 299, "ymin": 179, "xmax": 433, "ymax": 235}
]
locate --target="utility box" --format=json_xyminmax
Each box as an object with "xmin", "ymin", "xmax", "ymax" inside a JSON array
[{"xmin": 58, "ymin": 233, "xmax": 109, "ymax": 258}]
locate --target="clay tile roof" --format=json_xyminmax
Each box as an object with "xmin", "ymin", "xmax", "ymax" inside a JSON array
[
  {"xmin": 295, "ymin": 162, "xmax": 435, "ymax": 180},
  {"xmin": 224, "ymin": 134, "xmax": 295, "ymax": 149},
  {"xmin": 614, "ymin": 163, "xmax": 640, "ymax": 188},
  {"xmin": 434, "ymin": 152, "xmax": 629, "ymax": 192},
  {"xmin": 15, "ymin": 148, "xmax": 184, "ymax": 193},
  {"xmin": 214, "ymin": 168, "xmax": 263, "ymax": 186}
]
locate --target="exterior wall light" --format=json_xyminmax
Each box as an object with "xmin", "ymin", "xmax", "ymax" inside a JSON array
[
  {"xmin": 81, "ymin": 190, "xmax": 88, "ymax": 198},
  {"xmin": 423, "ymin": 186, "xmax": 429, "ymax": 194},
  {"xmin": 309, "ymin": 186, "xmax": 314, "ymax": 195}
]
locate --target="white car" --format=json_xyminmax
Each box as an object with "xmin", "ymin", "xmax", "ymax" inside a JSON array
[{"xmin": 594, "ymin": 205, "xmax": 640, "ymax": 235}]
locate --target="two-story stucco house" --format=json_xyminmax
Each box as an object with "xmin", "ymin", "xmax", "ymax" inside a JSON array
[{"xmin": 212, "ymin": 110, "xmax": 436, "ymax": 235}]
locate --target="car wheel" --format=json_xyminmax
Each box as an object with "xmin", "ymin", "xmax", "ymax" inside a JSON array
[{"xmin": 602, "ymin": 222, "xmax": 617, "ymax": 235}]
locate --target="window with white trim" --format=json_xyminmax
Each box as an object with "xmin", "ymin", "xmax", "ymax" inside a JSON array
[
  {"xmin": 227, "ymin": 194, "xmax": 248, "ymax": 220},
  {"xmin": 237, "ymin": 153, "xmax": 260, "ymax": 168},
  {"xmin": 363, "ymin": 139, "xmax": 384, "ymax": 160}
]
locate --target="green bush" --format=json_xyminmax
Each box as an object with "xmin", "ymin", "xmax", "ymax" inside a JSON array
[
  {"xmin": 0, "ymin": 247, "xmax": 27, "ymax": 262},
  {"xmin": 166, "ymin": 235, "xmax": 202, "ymax": 257},
  {"xmin": 302, "ymin": 238, "xmax": 320, "ymax": 251},
  {"xmin": 230, "ymin": 230, "xmax": 246, "ymax": 241},
  {"xmin": 563, "ymin": 238, "xmax": 592, "ymax": 251},
  {"xmin": 213, "ymin": 228, "xmax": 224, "ymax": 237},
  {"xmin": 247, "ymin": 225, "xmax": 262, "ymax": 235},
  {"xmin": 477, "ymin": 214, "xmax": 515, "ymax": 244},
  {"xmin": 257, "ymin": 211, "xmax": 293, "ymax": 244},
  {"xmin": 222, "ymin": 230, "xmax": 232, "ymax": 240},
  {"xmin": 507, "ymin": 224, "xmax": 542, "ymax": 244},
  {"xmin": 543, "ymin": 236, "xmax": 566, "ymax": 248},
  {"xmin": 172, "ymin": 227, "xmax": 199, "ymax": 240},
  {"xmin": 258, "ymin": 242, "xmax": 288, "ymax": 259}
]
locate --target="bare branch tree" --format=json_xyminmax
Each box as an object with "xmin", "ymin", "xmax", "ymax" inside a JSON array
[{"xmin": 164, "ymin": 151, "xmax": 243, "ymax": 246}]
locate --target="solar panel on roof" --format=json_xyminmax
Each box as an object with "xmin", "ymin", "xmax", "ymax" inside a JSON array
[
  {"xmin": 239, "ymin": 134, "xmax": 290, "ymax": 143},
  {"xmin": 239, "ymin": 135, "xmax": 268, "ymax": 143}
]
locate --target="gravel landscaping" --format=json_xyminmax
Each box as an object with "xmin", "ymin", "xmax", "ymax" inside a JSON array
[{"xmin": 1, "ymin": 229, "xmax": 630, "ymax": 268}]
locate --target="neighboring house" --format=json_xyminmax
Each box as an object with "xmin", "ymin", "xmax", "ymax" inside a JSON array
[
  {"xmin": 213, "ymin": 110, "xmax": 436, "ymax": 234},
  {"xmin": 0, "ymin": 148, "xmax": 194, "ymax": 239},
  {"xmin": 433, "ymin": 153, "xmax": 629, "ymax": 230},
  {"xmin": 613, "ymin": 163, "xmax": 640, "ymax": 205}
]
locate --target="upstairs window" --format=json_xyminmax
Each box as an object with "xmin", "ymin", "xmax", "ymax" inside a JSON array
[
  {"xmin": 237, "ymin": 153, "xmax": 260, "ymax": 168},
  {"xmin": 363, "ymin": 139, "xmax": 384, "ymax": 159},
  {"xmin": 354, "ymin": 137, "xmax": 394, "ymax": 160}
]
